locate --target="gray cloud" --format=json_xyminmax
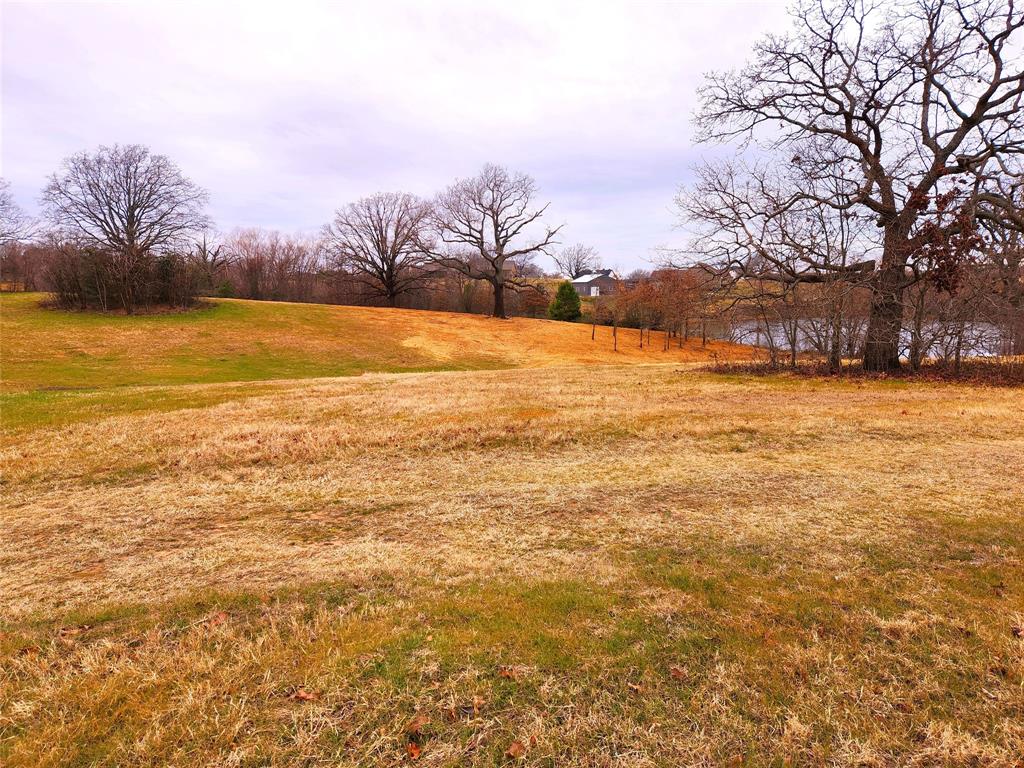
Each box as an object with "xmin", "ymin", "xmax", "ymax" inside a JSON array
[{"xmin": 1, "ymin": 0, "xmax": 788, "ymax": 270}]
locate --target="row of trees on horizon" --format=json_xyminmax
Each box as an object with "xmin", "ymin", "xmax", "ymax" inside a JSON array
[
  {"xmin": 2, "ymin": 0, "xmax": 1023, "ymax": 372},
  {"xmin": 0, "ymin": 156, "xmax": 589, "ymax": 319}
]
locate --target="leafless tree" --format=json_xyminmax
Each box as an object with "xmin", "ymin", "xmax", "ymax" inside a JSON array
[
  {"xmin": 693, "ymin": 0, "xmax": 1024, "ymax": 370},
  {"xmin": 41, "ymin": 144, "xmax": 209, "ymax": 313},
  {"xmin": 0, "ymin": 242, "xmax": 43, "ymax": 290},
  {"xmin": 553, "ymin": 243, "xmax": 600, "ymax": 279},
  {"xmin": 426, "ymin": 164, "xmax": 561, "ymax": 318},
  {"xmin": 187, "ymin": 231, "xmax": 233, "ymax": 294},
  {"xmin": 224, "ymin": 228, "xmax": 324, "ymax": 302},
  {"xmin": 0, "ymin": 179, "xmax": 33, "ymax": 244},
  {"xmin": 677, "ymin": 155, "xmax": 879, "ymax": 368},
  {"xmin": 323, "ymin": 192, "xmax": 432, "ymax": 306}
]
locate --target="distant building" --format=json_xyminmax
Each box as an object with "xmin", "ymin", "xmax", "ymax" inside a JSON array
[{"xmin": 570, "ymin": 269, "xmax": 617, "ymax": 297}]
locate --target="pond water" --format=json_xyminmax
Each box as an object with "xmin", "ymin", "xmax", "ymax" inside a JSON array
[{"xmin": 729, "ymin": 320, "xmax": 1014, "ymax": 359}]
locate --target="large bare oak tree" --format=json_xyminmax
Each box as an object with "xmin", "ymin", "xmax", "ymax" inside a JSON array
[
  {"xmin": 427, "ymin": 164, "xmax": 561, "ymax": 318},
  {"xmin": 323, "ymin": 192, "xmax": 432, "ymax": 306},
  {"xmin": 692, "ymin": 0, "xmax": 1024, "ymax": 370},
  {"xmin": 42, "ymin": 144, "xmax": 209, "ymax": 313}
]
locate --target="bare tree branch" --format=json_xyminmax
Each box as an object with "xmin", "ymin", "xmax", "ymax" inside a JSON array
[
  {"xmin": 425, "ymin": 164, "xmax": 561, "ymax": 318},
  {"xmin": 690, "ymin": 0, "xmax": 1024, "ymax": 370},
  {"xmin": 553, "ymin": 243, "xmax": 601, "ymax": 279},
  {"xmin": 322, "ymin": 192, "xmax": 432, "ymax": 306}
]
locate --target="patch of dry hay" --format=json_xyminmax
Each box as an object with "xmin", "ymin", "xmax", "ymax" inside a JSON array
[{"xmin": 2, "ymin": 365, "xmax": 1022, "ymax": 765}]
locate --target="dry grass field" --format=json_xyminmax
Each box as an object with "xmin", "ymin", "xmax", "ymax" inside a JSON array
[
  {"xmin": 1, "ymin": 295, "xmax": 1023, "ymax": 766},
  {"xmin": 0, "ymin": 292, "xmax": 750, "ymax": 434},
  {"xmin": 0, "ymin": 293, "xmax": 749, "ymax": 387}
]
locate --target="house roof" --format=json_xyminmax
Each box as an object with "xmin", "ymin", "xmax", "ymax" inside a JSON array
[{"xmin": 570, "ymin": 270, "xmax": 617, "ymax": 284}]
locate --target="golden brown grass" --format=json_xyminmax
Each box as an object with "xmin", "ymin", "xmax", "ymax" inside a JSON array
[
  {"xmin": 0, "ymin": 292, "xmax": 751, "ymax": 395},
  {"xmin": 2, "ymin": 362, "xmax": 1023, "ymax": 766}
]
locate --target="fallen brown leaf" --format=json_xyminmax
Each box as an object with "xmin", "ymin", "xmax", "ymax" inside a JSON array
[
  {"xmin": 405, "ymin": 714, "xmax": 430, "ymax": 736},
  {"xmin": 58, "ymin": 624, "xmax": 90, "ymax": 637},
  {"xmin": 407, "ymin": 742, "xmax": 422, "ymax": 760},
  {"xmin": 506, "ymin": 740, "xmax": 526, "ymax": 759},
  {"xmin": 290, "ymin": 688, "xmax": 319, "ymax": 702}
]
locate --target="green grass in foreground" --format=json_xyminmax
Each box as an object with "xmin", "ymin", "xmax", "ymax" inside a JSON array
[
  {"xmin": 2, "ymin": 531, "xmax": 1021, "ymax": 767},
  {"xmin": 0, "ymin": 382, "xmax": 285, "ymax": 433}
]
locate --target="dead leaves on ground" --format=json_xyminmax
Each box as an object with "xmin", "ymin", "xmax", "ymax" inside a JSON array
[
  {"xmin": 57, "ymin": 624, "xmax": 91, "ymax": 637},
  {"xmin": 405, "ymin": 713, "xmax": 430, "ymax": 736},
  {"xmin": 505, "ymin": 739, "xmax": 527, "ymax": 759},
  {"xmin": 403, "ymin": 703, "xmax": 536, "ymax": 761},
  {"xmin": 497, "ymin": 664, "xmax": 519, "ymax": 680},
  {"xmin": 444, "ymin": 694, "xmax": 486, "ymax": 722},
  {"xmin": 405, "ymin": 713, "xmax": 430, "ymax": 760}
]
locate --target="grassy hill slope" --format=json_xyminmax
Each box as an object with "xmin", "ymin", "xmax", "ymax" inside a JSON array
[
  {"xmin": 1, "ymin": 293, "xmax": 753, "ymax": 432},
  {"xmin": 1, "ymin": 293, "xmax": 750, "ymax": 392}
]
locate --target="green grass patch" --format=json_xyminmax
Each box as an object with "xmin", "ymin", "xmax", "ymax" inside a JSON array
[
  {"xmin": 4, "ymin": 563, "xmax": 1022, "ymax": 767},
  {"xmin": 0, "ymin": 293, "xmax": 508, "ymax": 396}
]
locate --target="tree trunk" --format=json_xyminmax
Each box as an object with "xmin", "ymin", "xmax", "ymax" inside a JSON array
[
  {"xmin": 492, "ymin": 280, "xmax": 506, "ymax": 318},
  {"xmin": 1011, "ymin": 319, "xmax": 1024, "ymax": 357},
  {"xmin": 908, "ymin": 288, "xmax": 926, "ymax": 372},
  {"xmin": 828, "ymin": 297, "xmax": 843, "ymax": 373},
  {"xmin": 954, "ymin": 321, "xmax": 964, "ymax": 374},
  {"xmin": 863, "ymin": 257, "xmax": 906, "ymax": 372}
]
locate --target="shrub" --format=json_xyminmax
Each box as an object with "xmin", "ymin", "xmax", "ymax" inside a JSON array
[
  {"xmin": 42, "ymin": 241, "xmax": 200, "ymax": 312},
  {"xmin": 548, "ymin": 280, "xmax": 581, "ymax": 322}
]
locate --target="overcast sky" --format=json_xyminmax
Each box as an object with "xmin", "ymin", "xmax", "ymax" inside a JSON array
[{"xmin": 2, "ymin": 1, "xmax": 788, "ymax": 272}]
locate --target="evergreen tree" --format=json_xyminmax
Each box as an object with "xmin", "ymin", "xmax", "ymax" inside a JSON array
[{"xmin": 548, "ymin": 280, "xmax": 582, "ymax": 322}]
